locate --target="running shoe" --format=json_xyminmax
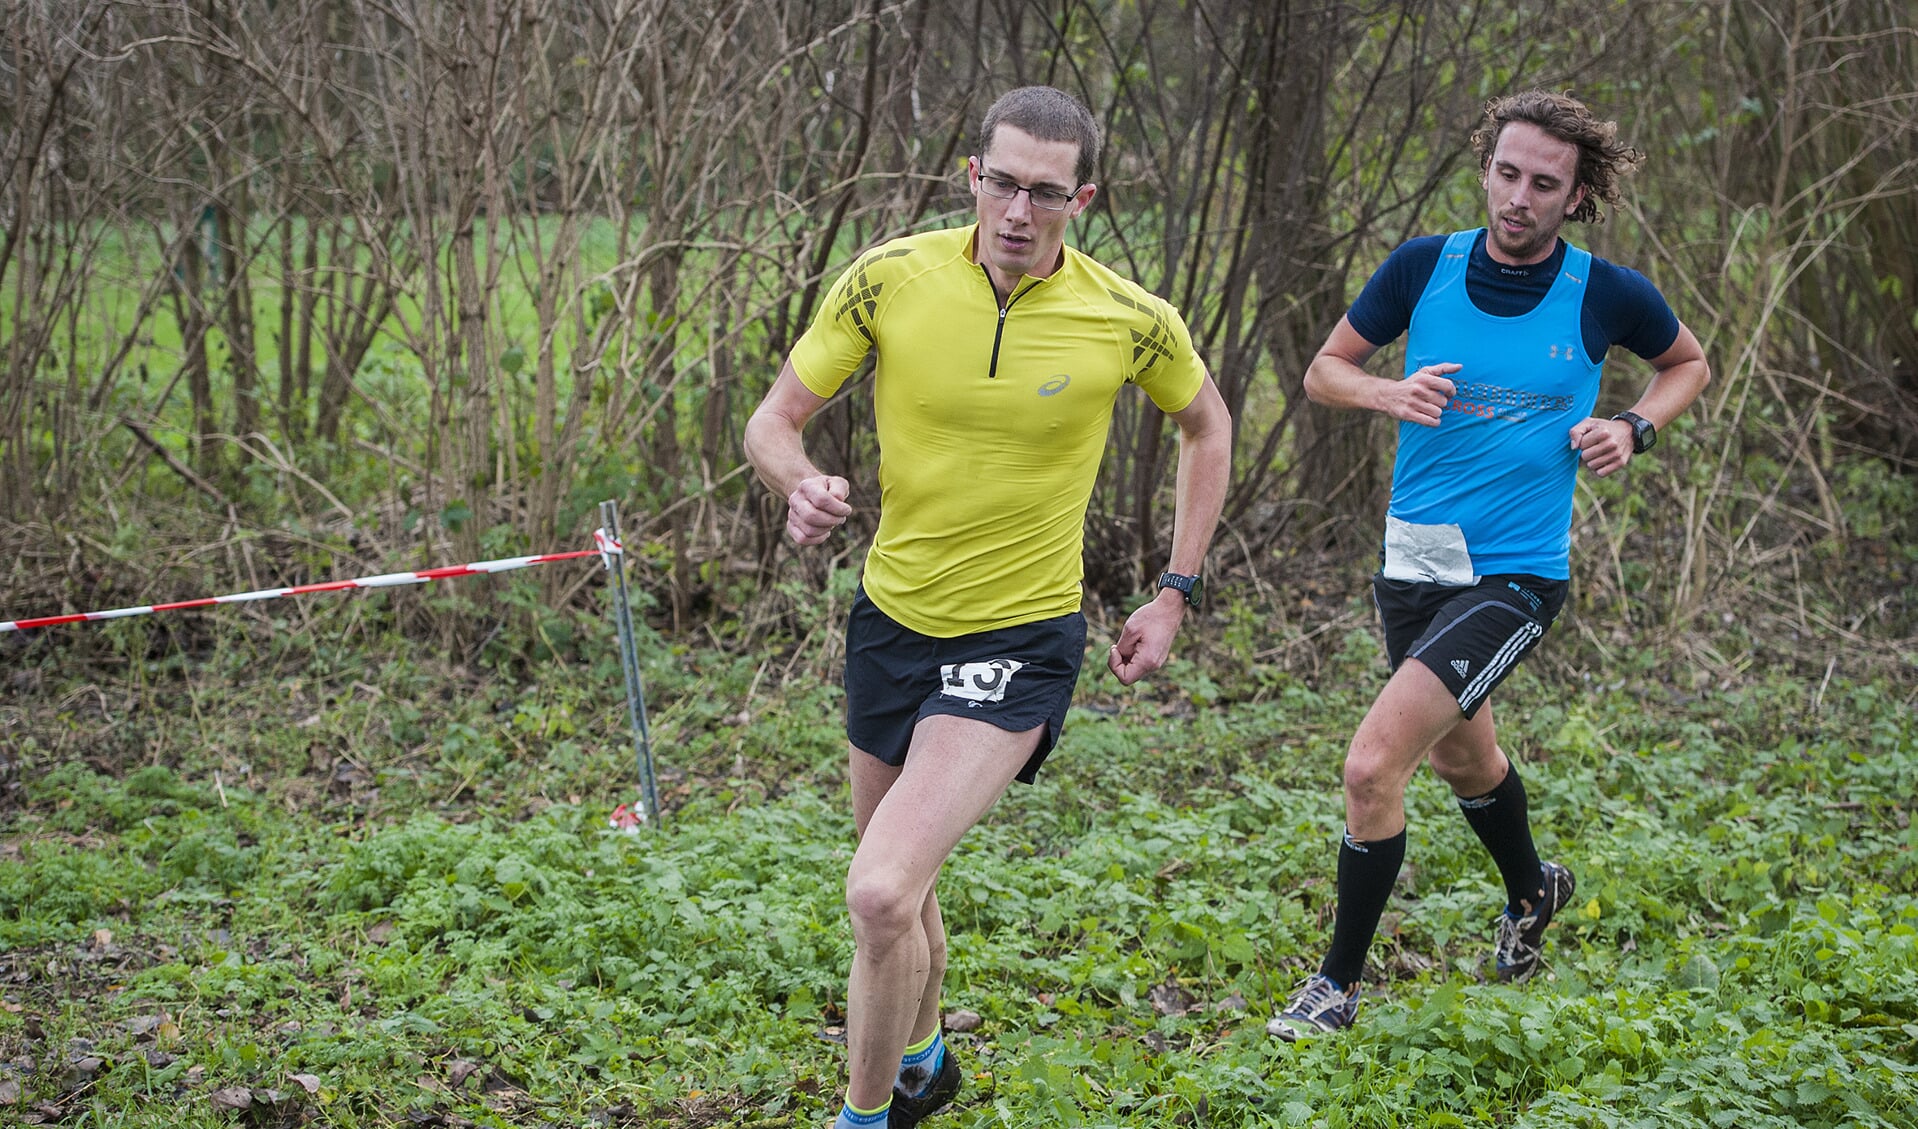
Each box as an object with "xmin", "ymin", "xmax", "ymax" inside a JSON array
[
  {"xmin": 1265, "ymin": 974, "xmax": 1359, "ymax": 1041},
  {"xmin": 889, "ymin": 1046, "xmax": 960, "ymax": 1128},
  {"xmin": 1494, "ymin": 860, "xmax": 1576, "ymax": 983}
]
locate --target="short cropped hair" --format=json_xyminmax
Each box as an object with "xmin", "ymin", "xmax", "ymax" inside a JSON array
[
  {"xmin": 979, "ymin": 86, "xmax": 1102, "ymax": 186},
  {"xmin": 1471, "ymin": 90, "xmax": 1644, "ymax": 224}
]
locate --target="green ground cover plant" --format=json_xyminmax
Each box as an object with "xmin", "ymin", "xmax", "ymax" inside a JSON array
[
  {"xmin": 5, "ymin": 5, "xmax": 1914, "ymax": 1124},
  {"xmin": 2, "ymin": 580, "xmax": 1913, "ymax": 1127}
]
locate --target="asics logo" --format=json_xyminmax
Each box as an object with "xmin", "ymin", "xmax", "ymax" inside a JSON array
[{"xmin": 1038, "ymin": 375, "xmax": 1070, "ymax": 396}]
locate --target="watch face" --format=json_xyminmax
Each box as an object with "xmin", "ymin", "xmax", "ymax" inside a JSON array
[{"xmin": 1617, "ymin": 412, "xmax": 1655, "ymax": 454}]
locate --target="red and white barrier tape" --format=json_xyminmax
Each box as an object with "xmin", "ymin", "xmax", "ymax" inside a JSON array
[{"xmin": 1, "ymin": 529, "xmax": 625, "ymax": 633}]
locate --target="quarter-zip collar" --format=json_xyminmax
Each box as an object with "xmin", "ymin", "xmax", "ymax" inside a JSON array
[{"xmin": 980, "ymin": 266, "xmax": 1049, "ymax": 379}]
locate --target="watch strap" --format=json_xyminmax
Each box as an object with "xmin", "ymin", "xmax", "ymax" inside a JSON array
[
  {"xmin": 1612, "ymin": 410, "xmax": 1656, "ymax": 453},
  {"xmin": 1156, "ymin": 571, "xmax": 1202, "ymax": 607}
]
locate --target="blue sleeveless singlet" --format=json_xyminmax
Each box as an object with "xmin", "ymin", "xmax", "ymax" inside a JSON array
[{"xmin": 1383, "ymin": 228, "xmax": 1604, "ymax": 582}]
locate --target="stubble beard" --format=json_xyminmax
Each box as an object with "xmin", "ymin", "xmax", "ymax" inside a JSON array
[{"xmin": 1491, "ymin": 212, "xmax": 1561, "ymax": 264}]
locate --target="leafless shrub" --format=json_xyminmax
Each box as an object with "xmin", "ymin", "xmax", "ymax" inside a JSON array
[{"xmin": 0, "ymin": 0, "xmax": 1910, "ymax": 685}]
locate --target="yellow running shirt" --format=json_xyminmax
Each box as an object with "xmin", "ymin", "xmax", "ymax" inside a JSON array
[{"xmin": 790, "ymin": 224, "xmax": 1207, "ymax": 637}]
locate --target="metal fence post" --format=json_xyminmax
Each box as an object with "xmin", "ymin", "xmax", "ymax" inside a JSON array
[{"xmin": 600, "ymin": 500, "xmax": 660, "ymax": 826}]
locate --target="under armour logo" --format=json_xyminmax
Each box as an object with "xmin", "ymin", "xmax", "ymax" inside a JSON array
[
  {"xmin": 1451, "ymin": 659, "xmax": 1471, "ymax": 678},
  {"xmin": 940, "ymin": 658, "xmax": 1026, "ymax": 704},
  {"xmin": 1547, "ymin": 344, "xmax": 1575, "ymax": 361}
]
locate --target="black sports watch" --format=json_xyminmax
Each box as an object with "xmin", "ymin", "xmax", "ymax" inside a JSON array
[
  {"xmin": 1156, "ymin": 571, "xmax": 1203, "ymax": 608},
  {"xmin": 1612, "ymin": 410, "xmax": 1657, "ymax": 454}
]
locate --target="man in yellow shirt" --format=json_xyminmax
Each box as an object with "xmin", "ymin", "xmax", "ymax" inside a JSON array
[{"xmin": 745, "ymin": 85, "xmax": 1231, "ymax": 1129}]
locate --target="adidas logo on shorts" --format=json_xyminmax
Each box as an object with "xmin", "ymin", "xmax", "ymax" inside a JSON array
[{"xmin": 1452, "ymin": 659, "xmax": 1471, "ymax": 678}]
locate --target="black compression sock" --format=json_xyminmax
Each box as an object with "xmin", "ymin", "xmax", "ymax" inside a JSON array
[
  {"xmin": 1320, "ymin": 827, "xmax": 1407, "ymax": 989},
  {"xmin": 1457, "ymin": 762, "xmax": 1544, "ymax": 914}
]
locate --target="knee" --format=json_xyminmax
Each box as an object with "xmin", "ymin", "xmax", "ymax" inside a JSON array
[
  {"xmin": 1425, "ymin": 743, "xmax": 1470, "ymax": 785},
  {"xmin": 1342, "ymin": 745, "xmax": 1401, "ymax": 806},
  {"xmin": 845, "ymin": 867, "xmax": 922, "ymax": 947},
  {"xmin": 1429, "ymin": 738, "xmax": 1504, "ymax": 793}
]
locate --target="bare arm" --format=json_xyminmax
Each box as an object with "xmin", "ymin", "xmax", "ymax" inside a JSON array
[
  {"xmin": 1108, "ymin": 373, "xmax": 1234, "ymax": 685},
  {"xmin": 743, "ymin": 359, "xmax": 853, "ymax": 545},
  {"xmin": 1568, "ymin": 322, "xmax": 1712, "ymax": 477},
  {"xmin": 1303, "ymin": 315, "xmax": 1458, "ymax": 426}
]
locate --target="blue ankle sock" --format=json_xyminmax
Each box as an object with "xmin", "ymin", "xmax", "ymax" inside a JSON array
[
  {"xmin": 833, "ymin": 1098, "xmax": 891, "ymax": 1128},
  {"xmin": 896, "ymin": 1029, "xmax": 946, "ymax": 1098}
]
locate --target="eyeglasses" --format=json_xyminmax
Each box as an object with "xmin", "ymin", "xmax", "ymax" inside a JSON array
[{"xmin": 976, "ymin": 172, "xmax": 1081, "ymax": 211}]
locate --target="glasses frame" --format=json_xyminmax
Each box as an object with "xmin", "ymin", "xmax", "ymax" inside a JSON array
[{"xmin": 974, "ymin": 168, "xmax": 1085, "ymax": 212}]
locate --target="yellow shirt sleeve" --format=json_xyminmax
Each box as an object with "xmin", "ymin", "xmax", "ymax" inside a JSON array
[{"xmin": 790, "ymin": 245, "xmax": 913, "ymax": 398}]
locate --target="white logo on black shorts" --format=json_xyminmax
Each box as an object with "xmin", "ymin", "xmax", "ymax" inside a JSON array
[
  {"xmin": 1452, "ymin": 659, "xmax": 1471, "ymax": 678},
  {"xmin": 940, "ymin": 659, "xmax": 1025, "ymax": 704}
]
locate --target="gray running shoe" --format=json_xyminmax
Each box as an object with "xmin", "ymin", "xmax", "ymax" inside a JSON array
[
  {"xmin": 1494, "ymin": 860, "xmax": 1576, "ymax": 983},
  {"xmin": 1265, "ymin": 974, "xmax": 1359, "ymax": 1041}
]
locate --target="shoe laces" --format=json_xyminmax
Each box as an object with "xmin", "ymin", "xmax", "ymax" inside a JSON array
[
  {"xmin": 1497, "ymin": 872, "xmax": 1562, "ymax": 963},
  {"xmin": 1495, "ymin": 911, "xmax": 1536, "ymax": 956},
  {"xmin": 1288, "ymin": 975, "xmax": 1350, "ymax": 1018}
]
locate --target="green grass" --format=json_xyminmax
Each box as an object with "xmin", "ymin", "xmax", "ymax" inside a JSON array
[{"xmin": 1, "ymin": 599, "xmax": 1915, "ymax": 1127}]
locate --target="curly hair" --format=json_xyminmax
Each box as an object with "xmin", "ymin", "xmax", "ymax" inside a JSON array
[
  {"xmin": 980, "ymin": 86, "xmax": 1102, "ymax": 187},
  {"xmin": 1470, "ymin": 90, "xmax": 1644, "ymax": 224}
]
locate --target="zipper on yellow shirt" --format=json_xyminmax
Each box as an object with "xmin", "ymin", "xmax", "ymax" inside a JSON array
[{"xmin": 982, "ymin": 268, "xmax": 1041, "ymax": 379}]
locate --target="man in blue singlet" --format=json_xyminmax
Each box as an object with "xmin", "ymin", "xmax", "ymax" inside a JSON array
[{"xmin": 1268, "ymin": 90, "xmax": 1711, "ymax": 1040}]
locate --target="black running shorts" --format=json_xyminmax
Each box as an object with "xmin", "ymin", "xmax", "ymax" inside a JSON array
[
  {"xmin": 844, "ymin": 588, "xmax": 1086, "ymax": 784},
  {"xmin": 1372, "ymin": 572, "xmax": 1568, "ymax": 718}
]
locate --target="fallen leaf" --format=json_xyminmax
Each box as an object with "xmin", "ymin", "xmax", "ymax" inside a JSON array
[
  {"xmin": 0, "ymin": 1080, "xmax": 18, "ymax": 1105},
  {"xmin": 1148, "ymin": 981, "xmax": 1196, "ymax": 1017},
  {"xmin": 944, "ymin": 1008, "xmax": 983, "ymax": 1032},
  {"xmin": 210, "ymin": 1087, "xmax": 253, "ymax": 1112},
  {"xmin": 125, "ymin": 1013, "xmax": 169, "ymax": 1038},
  {"xmin": 448, "ymin": 1060, "xmax": 482, "ymax": 1089},
  {"xmin": 254, "ymin": 1088, "xmax": 291, "ymax": 1110},
  {"xmin": 288, "ymin": 1074, "xmax": 321, "ymax": 1095}
]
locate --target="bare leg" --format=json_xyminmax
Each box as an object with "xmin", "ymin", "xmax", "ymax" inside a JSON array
[
  {"xmin": 1342, "ymin": 658, "xmax": 1475, "ymax": 840},
  {"xmin": 848, "ymin": 757, "xmax": 949, "ymax": 1058},
  {"xmin": 1426, "ymin": 698, "xmax": 1510, "ymax": 799},
  {"xmin": 840, "ymin": 716, "xmax": 1039, "ymax": 1111}
]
